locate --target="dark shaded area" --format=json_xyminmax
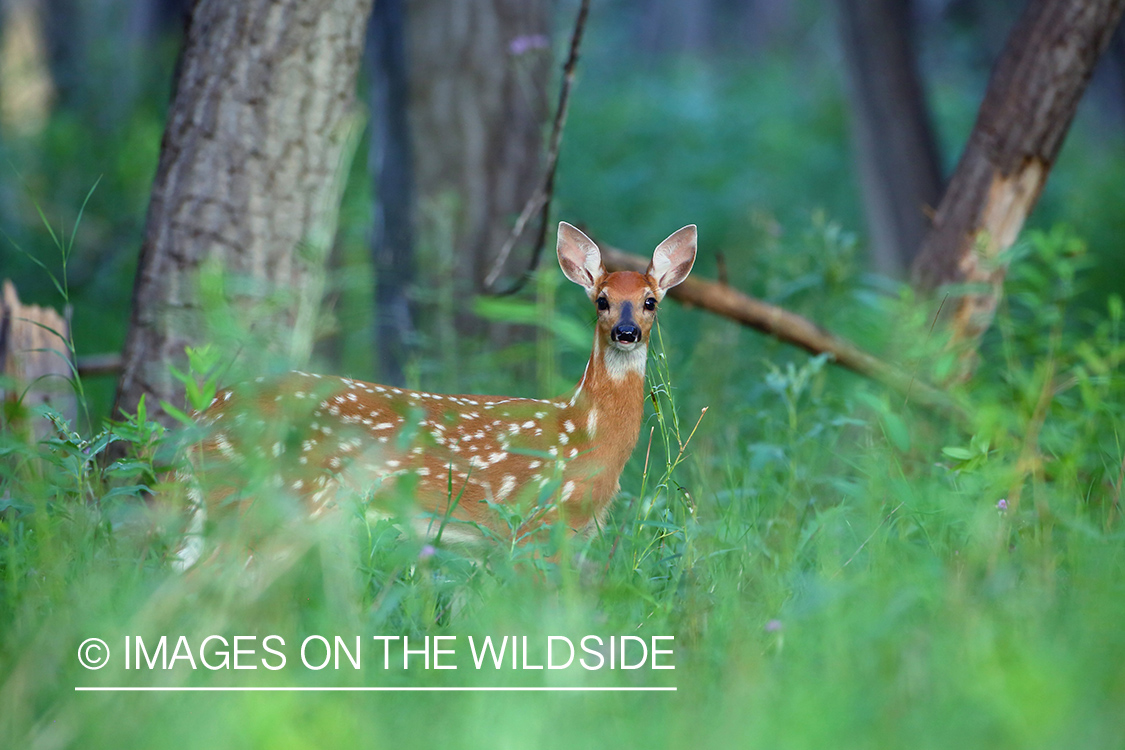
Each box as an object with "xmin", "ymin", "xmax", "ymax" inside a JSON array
[
  {"xmin": 836, "ymin": 0, "xmax": 944, "ymax": 277},
  {"xmin": 367, "ymin": 0, "xmax": 416, "ymax": 386}
]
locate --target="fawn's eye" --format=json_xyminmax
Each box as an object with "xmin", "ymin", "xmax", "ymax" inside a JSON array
[
  {"xmin": 597, "ymin": 297, "xmax": 609, "ymax": 311},
  {"xmin": 644, "ymin": 297, "xmax": 657, "ymax": 311}
]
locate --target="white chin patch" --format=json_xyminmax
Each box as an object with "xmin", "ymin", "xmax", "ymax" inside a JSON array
[{"xmin": 603, "ymin": 342, "xmax": 648, "ymax": 381}]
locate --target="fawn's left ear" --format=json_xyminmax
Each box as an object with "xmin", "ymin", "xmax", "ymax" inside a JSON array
[{"xmin": 648, "ymin": 225, "xmax": 697, "ymax": 299}]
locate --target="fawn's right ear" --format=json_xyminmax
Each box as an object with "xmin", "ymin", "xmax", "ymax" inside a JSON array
[{"xmin": 557, "ymin": 221, "xmax": 605, "ymax": 298}]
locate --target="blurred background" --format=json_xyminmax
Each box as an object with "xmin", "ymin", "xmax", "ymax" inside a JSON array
[
  {"xmin": 2, "ymin": 0, "xmax": 1123, "ymax": 421},
  {"xmin": 5, "ymin": 4, "xmax": 1125, "ymax": 747}
]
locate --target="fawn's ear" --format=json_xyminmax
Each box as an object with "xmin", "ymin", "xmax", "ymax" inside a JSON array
[
  {"xmin": 557, "ymin": 221, "xmax": 606, "ymax": 298},
  {"xmin": 648, "ymin": 225, "xmax": 697, "ymax": 299}
]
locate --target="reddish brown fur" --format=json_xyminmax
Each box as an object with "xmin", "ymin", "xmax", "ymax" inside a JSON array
[{"xmin": 185, "ymin": 223, "xmax": 696, "ymax": 554}]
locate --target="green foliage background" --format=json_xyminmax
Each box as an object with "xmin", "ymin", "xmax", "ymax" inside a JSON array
[{"xmin": 3, "ymin": 6, "xmax": 1125, "ymax": 748}]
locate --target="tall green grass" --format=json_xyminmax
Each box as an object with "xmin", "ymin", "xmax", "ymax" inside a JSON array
[{"xmin": 3, "ymin": 213, "xmax": 1125, "ymax": 748}]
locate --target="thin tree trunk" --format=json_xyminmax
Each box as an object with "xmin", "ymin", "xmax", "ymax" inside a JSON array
[
  {"xmin": 368, "ymin": 0, "xmax": 416, "ymax": 386},
  {"xmin": 911, "ymin": 0, "xmax": 1125, "ymax": 366},
  {"xmin": 0, "ymin": 0, "xmax": 55, "ymax": 135},
  {"xmin": 114, "ymin": 0, "xmax": 374, "ymax": 426},
  {"xmin": 836, "ymin": 0, "xmax": 944, "ymax": 277},
  {"xmin": 405, "ymin": 0, "xmax": 551, "ymax": 349}
]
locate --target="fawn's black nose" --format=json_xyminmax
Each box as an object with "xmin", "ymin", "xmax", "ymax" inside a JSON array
[{"xmin": 611, "ymin": 323, "xmax": 641, "ymax": 344}]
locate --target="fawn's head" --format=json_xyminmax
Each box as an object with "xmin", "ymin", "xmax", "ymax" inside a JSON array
[{"xmin": 557, "ymin": 222, "xmax": 696, "ymax": 360}]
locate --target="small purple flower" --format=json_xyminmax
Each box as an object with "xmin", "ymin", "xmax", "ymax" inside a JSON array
[
  {"xmin": 765, "ymin": 619, "xmax": 783, "ymax": 633},
  {"xmin": 419, "ymin": 544, "xmax": 436, "ymax": 561},
  {"xmin": 509, "ymin": 34, "xmax": 549, "ymax": 56},
  {"xmin": 997, "ymin": 498, "xmax": 1008, "ymax": 511}
]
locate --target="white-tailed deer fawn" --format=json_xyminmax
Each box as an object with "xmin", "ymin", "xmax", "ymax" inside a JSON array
[{"xmin": 179, "ymin": 222, "xmax": 696, "ymax": 566}]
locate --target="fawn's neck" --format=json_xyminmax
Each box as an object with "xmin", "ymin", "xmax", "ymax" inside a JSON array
[{"xmin": 568, "ymin": 337, "xmax": 648, "ymax": 462}]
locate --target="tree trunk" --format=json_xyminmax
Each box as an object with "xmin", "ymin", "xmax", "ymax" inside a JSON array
[
  {"xmin": 911, "ymin": 0, "xmax": 1125, "ymax": 363},
  {"xmin": 114, "ymin": 0, "xmax": 374, "ymax": 426},
  {"xmin": 836, "ymin": 0, "xmax": 944, "ymax": 277},
  {"xmin": 0, "ymin": 280, "xmax": 75, "ymax": 437},
  {"xmin": 368, "ymin": 0, "xmax": 416, "ymax": 387},
  {"xmin": 0, "ymin": 0, "xmax": 55, "ymax": 135},
  {"xmin": 405, "ymin": 0, "xmax": 551, "ymax": 348}
]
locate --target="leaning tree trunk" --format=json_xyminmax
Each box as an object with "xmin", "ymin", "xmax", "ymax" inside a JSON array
[
  {"xmin": 911, "ymin": 0, "xmax": 1125, "ymax": 367},
  {"xmin": 405, "ymin": 0, "xmax": 551, "ymax": 351},
  {"xmin": 114, "ymin": 0, "xmax": 374, "ymax": 426},
  {"xmin": 836, "ymin": 0, "xmax": 944, "ymax": 278}
]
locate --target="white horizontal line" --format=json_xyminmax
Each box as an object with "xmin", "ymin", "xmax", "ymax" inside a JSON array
[{"xmin": 75, "ymin": 686, "xmax": 676, "ymax": 693}]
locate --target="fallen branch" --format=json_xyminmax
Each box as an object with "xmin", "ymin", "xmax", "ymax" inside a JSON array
[
  {"xmin": 70, "ymin": 249, "xmax": 959, "ymax": 420},
  {"xmin": 599, "ymin": 245, "xmax": 963, "ymax": 421},
  {"xmin": 76, "ymin": 353, "xmax": 123, "ymax": 377}
]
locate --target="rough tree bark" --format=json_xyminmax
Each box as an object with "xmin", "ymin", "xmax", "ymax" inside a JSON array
[
  {"xmin": 836, "ymin": 0, "xmax": 944, "ymax": 277},
  {"xmin": 114, "ymin": 0, "xmax": 374, "ymax": 426},
  {"xmin": 0, "ymin": 280, "xmax": 75, "ymax": 435},
  {"xmin": 911, "ymin": 0, "xmax": 1125, "ymax": 359},
  {"xmin": 405, "ymin": 0, "xmax": 551, "ymax": 340}
]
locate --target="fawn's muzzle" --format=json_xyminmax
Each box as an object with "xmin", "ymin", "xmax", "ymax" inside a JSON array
[{"xmin": 611, "ymin": 323, "xmax": 641, "ymax": 344}]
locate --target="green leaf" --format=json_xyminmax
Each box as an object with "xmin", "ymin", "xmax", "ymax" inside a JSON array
[
  {"xmin": 882, "ymin": 411, "xmax": 911, "ymax": 453},
  {"xmin": 100, "ymin": 484, "xmax": 152, "ymax": 502},
  {"xmin": 161, "ymin": 400, "xmax": 195, "ymax": 427}
]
